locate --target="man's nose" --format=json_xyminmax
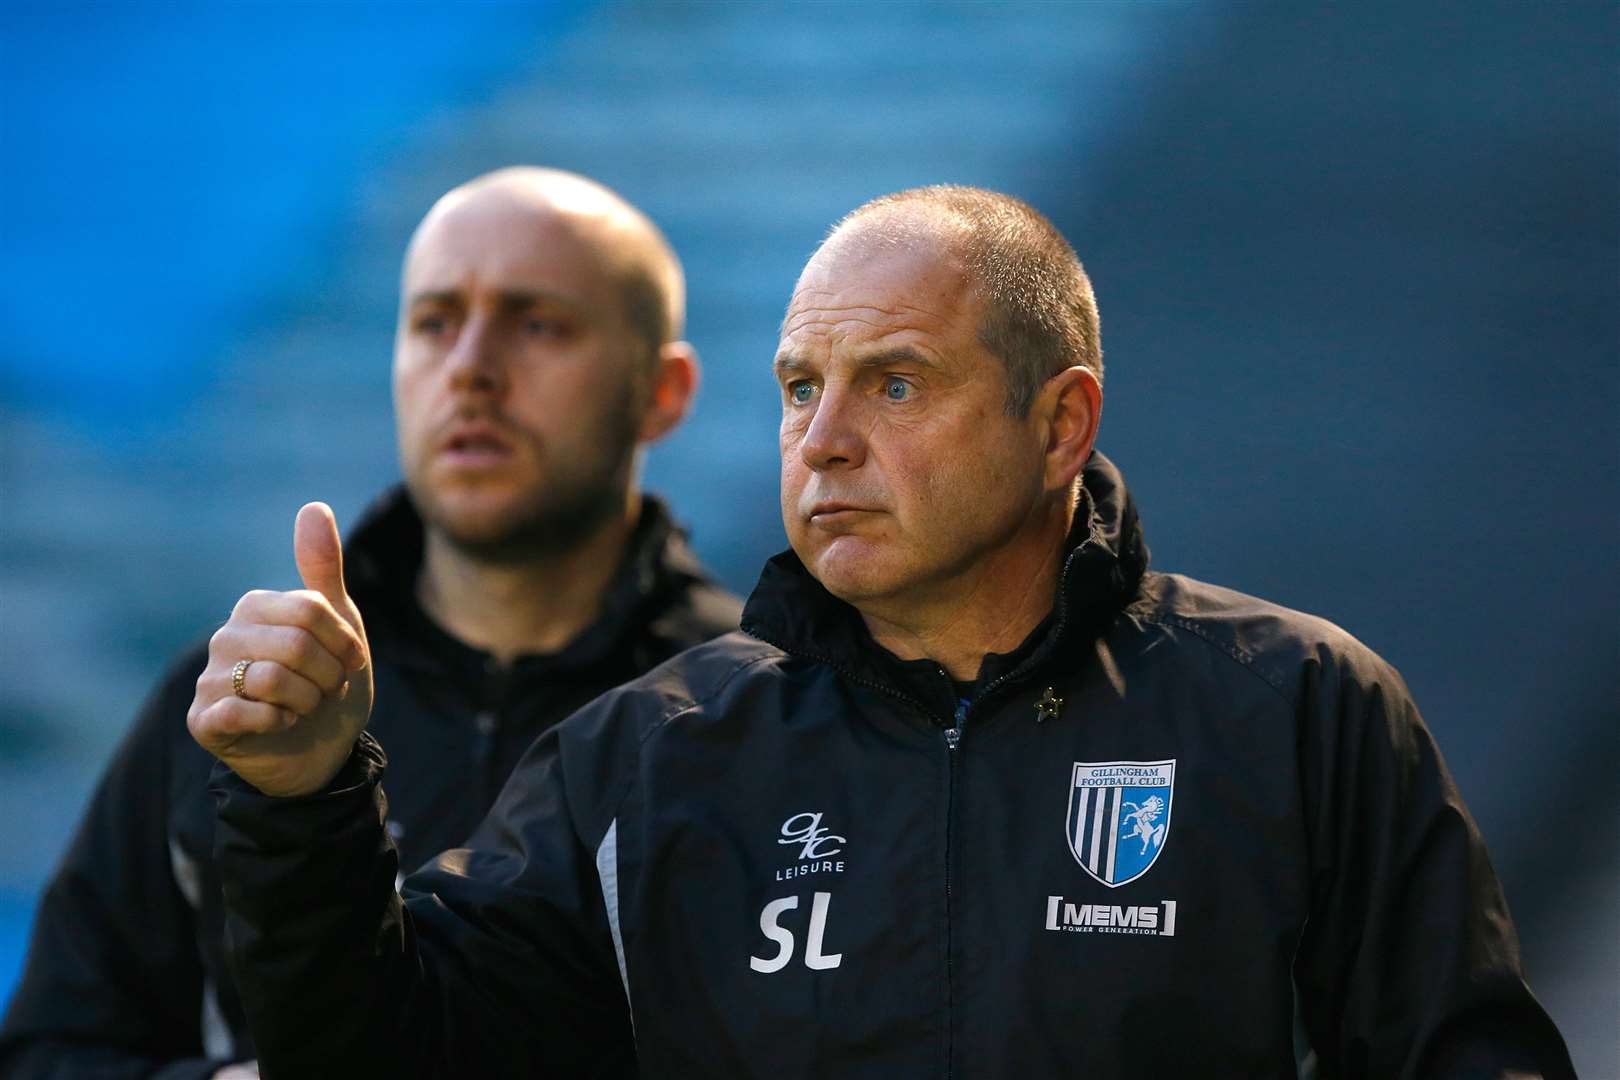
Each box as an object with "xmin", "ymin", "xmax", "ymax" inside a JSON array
[
  {"xmin": 445, "ymin": 314, "xmax": 506, "ymax": 395},
  {"xmin": 798, "ymin": 388, "xmax": 867, "ymax": 472}
]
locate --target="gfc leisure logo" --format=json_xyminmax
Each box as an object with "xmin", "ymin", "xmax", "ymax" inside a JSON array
[{"xmin": 774, "ymin": 811, "xmax": 846, "ymax": 882}]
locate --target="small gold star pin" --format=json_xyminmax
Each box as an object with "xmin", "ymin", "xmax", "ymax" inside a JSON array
[{"xmin": 1035, "ymin": 686, "xmax": 1064, "ymax": 723}]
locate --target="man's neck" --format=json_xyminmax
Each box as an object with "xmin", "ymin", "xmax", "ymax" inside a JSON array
[
  {"xmin": 860, "ymin": 503, "xmax": 1074, "ymax": 683},
  {"xmin": 416, "ymin": 497, "xmax": 641, "ymax": 663}
]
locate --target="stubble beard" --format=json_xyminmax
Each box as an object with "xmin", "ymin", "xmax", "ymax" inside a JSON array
[{"xmin": 414, "ymin": 403, "xmax": 642, "ymax": 567}]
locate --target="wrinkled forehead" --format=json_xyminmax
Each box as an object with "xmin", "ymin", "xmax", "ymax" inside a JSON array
[{"xmin": 779, "ymin": 228, "xmax": 977, "ymax": 347}]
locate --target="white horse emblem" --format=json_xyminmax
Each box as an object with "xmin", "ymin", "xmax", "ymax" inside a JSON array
[{"xmin": 1120, "ymin": 795, "xmax": 1167, "ymax": 855}]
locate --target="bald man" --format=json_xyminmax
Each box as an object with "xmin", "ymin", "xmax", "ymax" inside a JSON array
[{"xmin": 0, "ymin": 168, "xmax": 740, "ymax": 1079}]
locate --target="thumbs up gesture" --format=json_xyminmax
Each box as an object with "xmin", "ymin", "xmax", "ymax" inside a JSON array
[{"xmin": 187, "ymin": 503, "xmax": 374, "ymax": 797}]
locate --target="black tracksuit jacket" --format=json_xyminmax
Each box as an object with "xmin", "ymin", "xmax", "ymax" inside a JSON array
[
  {"xmin": 0, "ymin": 489, "xmax": 740, "ymax": 1079},
  {"xmin": 207, "ymin": 455, "xmax": 1572, "ymax": 1079}
]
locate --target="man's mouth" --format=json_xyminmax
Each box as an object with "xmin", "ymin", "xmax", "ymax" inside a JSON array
[
  {"xmin": 438, "ymin": 424, "xmax": 515, "ymax": 467},
  {"xmin": 807, "ymin": 502, "xmax": 877, "ymax": 523}
]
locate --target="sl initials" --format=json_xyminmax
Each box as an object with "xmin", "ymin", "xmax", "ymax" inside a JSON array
[{"xmin": 749, "ymin": 892, "xmax": 842, "ymax": 973}]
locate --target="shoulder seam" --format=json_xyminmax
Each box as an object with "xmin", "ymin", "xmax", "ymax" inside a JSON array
[
  {"xmin": 1137, "ymin": 612, "xmax": 1297, "ymax": 708},
  {"xmin": 599, "ymin": 648, "xmax": 781, "ymax": 834},
  {"xmin": 637, "ymin": 649, "xmax": 781, "ymax": 747}
]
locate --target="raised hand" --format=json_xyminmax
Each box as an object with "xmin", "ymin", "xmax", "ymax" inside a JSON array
[{"xmin": 187, "ymin": 503, "xmax": 374, "ymax": 797}]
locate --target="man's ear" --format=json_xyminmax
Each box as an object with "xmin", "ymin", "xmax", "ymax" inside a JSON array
[
  {"xmin": 1036, "ymin": 366, "xmax": 1102, "ymax": 494},
  {"xmin": 637, "ymin": 342, "xmax": 700, "ymax": 444}
]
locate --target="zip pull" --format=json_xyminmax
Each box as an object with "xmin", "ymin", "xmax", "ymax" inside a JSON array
[{"xmin": 945, "ymin": 700, "xmax": 967, "ymax": 750}]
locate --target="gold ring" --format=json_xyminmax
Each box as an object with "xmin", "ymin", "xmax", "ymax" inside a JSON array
[{"xmin": 231, "ymin": 659, "xmax": 254, "ymax": 700}]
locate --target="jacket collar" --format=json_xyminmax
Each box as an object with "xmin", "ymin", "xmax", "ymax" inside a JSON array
[
  {"xmin": 739, "ymin": 451, "xmax": 1150, "ymax": 717},
  {"xmin": 344, "ymin": 486, "xmax": 710, "ymax": 678}
]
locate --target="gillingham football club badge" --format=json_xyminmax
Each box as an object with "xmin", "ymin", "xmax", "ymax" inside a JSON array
[{"xmin": 1065, "ymin": 760, "xmax": 1175, "ymax": 888}]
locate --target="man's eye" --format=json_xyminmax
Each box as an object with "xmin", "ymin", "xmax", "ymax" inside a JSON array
[
  {"xmin": 525, "ymin": 318, "xmax": 564, "ymax": 338},
  {"xmin": 790, "ymin": 382, "xmax": 816, "ymax": 405},
  {"xmin": 413, "ymin": 315, "xmax": 448, "ymax": 335},
  {"xmin": 884, "ymin": 377, "xmax": 911, "ymax": 401}
]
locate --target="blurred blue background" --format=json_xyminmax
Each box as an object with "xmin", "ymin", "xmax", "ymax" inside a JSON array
[{"xmin": 2, "ymin": 2, "xmax": 1614, "ymax": 1073}]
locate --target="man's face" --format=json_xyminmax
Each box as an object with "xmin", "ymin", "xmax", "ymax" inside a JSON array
[
  {"xmin": 776, "ymin": 236, "xmax": 1049, "ymax": 611},
  {"xmin": 394, "ymin": 194, "xmax": 649, "ymax": 556}
]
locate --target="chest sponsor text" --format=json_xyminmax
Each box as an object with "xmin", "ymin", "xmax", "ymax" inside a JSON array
[{"xmin": 1044, "ymin": 895, "xmax": 1178, "ymax": 937}]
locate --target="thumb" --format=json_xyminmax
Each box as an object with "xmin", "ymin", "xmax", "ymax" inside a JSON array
[{"xmin": 293, "ymin": 501, "xmax": 349, "ymax": 605}]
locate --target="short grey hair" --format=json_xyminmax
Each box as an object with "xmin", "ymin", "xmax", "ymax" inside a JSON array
[{"xmin": 834, "ymin": 185, "xmax": 1102, "ymax": 415}]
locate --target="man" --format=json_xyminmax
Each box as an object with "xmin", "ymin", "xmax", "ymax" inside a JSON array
[
  {"xmin": 0, "ymin": 167, "xmax": 740, "ymax": 1078},
  {"xmin": 189, "ymin": 186, "xmax": 1572, "ymax": 1076}
]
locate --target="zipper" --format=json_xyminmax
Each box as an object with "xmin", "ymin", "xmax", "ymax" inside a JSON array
[
  {"xmin": 476, "ymin": 658, "xmax": 511, "ymax": 810},
  {"xmin": 928, "ymin": 544, "xmax": 1089, "ymax": 1077},
  {"xmin": 944, "ymin": 698, "xmax": 966, "ymax": 749},
  {"xmin": 930, "ymin": 545, "xmax": 1082, "ymax": 1077},
  {"xmin": 943, "ymin": 695, "xmax": 966, "ymax": 1077}
]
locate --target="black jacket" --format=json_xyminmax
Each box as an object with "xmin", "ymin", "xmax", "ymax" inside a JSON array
[
  {"xmin": 208, "ymin": 455, "xmax": 1572, "ymax": 1079},
  {"xmin": 0, "ymin": 489, "xmax": 740, "ymax": 1079}
]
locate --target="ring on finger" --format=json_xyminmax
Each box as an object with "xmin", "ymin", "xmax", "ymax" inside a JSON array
[{"xmin": 231, "ymin": 659, "xmax": 255, "ymax": 701}]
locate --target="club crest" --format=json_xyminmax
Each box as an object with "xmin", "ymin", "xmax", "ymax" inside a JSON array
[{"xmin": 1064, "ymin": 760, "xmax": 1175, "ymax": 888}]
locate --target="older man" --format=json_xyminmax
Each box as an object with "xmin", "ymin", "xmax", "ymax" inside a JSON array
[
  {"xmin": 0, "ymin": 168, "xmax": 739, "ymax": 1079},
  {"xmin": 190, "ymin": 186, "xmax": 1571, "ymax": 1077}
]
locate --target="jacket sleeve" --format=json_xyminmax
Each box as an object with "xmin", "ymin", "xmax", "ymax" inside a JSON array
[
  {"xmin": 1290, "ymin": 643, "xmax": 1574, "ymax": 1080},
  {"xmin": 0, "ymin": 651, "xmax": 243, "ymax": 1080},
  {"xmin": 212, "ymin": 726, "xmax": 635, "ymax": 1079}
]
